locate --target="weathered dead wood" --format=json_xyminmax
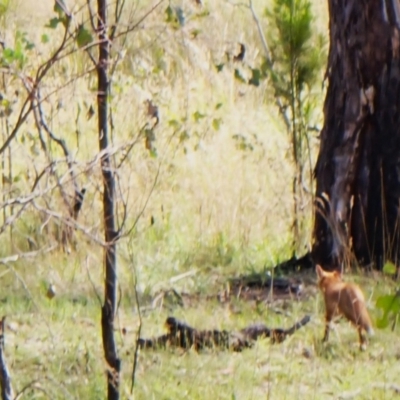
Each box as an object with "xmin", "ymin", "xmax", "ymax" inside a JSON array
[{"xmin": 138, "ymin": 315, "xmax": 311, "ymax": 352}]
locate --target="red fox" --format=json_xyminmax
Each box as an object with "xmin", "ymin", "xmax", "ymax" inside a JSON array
[{"xmin": 316, "ymin": 264, "xmax": 374, "ymax": 350}]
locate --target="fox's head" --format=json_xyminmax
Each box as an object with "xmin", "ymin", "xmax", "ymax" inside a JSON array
[{"xmin": 315, "ymin": 264, "xmax": 342, "ymax": 288}]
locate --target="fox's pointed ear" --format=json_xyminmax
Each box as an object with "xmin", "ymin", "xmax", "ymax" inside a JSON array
[
  {"xmin": 315, "ymin": 264, "xmax": 324, "ymax": 279},
  {"xmin": 333, "ymin": 270, "xmax": 342, "ymax": 278}
]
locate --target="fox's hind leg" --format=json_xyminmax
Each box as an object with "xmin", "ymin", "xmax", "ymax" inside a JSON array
[{"xmin": 323, "ymin": 320, "xmax": 330, "ymax": 342}]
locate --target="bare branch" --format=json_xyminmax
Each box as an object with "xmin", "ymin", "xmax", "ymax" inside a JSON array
[
  {"xmin": 32, "ymin": 97, "xmax": 74, "ymax": 215},
  {"xmin": 130, "ymin": 276, "xmax": 142, "ymax": 393},
  {"xmin": 116, "ymin": 124, "xmax": 147, "ymax": 169},
  {"xmin": 248, "ymin": 0, "xmax": 272, "ymax": 64},
  {"xmin": 31, "ymin": 203, "xmax": 106, "ymax": 247},
  {"xmin": 0, "ymin": 246, "xmax": 56, "ymax": 265},
  {"xmin": 248, "ymin": 0, "xmax": 290, "ymax": 130},
  {"xmin": 113, "ymin": 0, "xmax": 165, "ymax": 40},
  {"xmin": 0, "ymin": 97, "xmax": 33, "ymax": 156},
  {"xmin": 0, "ymin": 13, "xmax": 73, "ymax": 156},
  {"xmin": 84, "ymin": 256, "xmax": 102, "ymax": 306}
]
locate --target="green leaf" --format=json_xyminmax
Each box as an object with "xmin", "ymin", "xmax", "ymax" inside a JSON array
[
  {"xmin": 212, "ymin": 118, "xmax": 221, "ymax": 131},
  {"xmin": 376, "ymin": 293, "xmax": 400, "ymax": 330},
  {"xmin": 383, "ymin": 262, "xmax": 397, "ymax": 275},
  {"xmin": 192, "ymin": 11, "xmax": 210, "ymax": 19},
  {"xmin": 168, "ymin": 119, "xmax": 180, "ymax": 128},
  {"xmin": 376, "ymin": 315, "xmax": 390, "ymax": 329},
  {"xmin": 46, "ymin": 17, "xmax": 61, "ymax": 29},
  {"xmin": 179, "ymin": 130, "xmax": 189, "ymax": 142},
  {"xmin": 1, "ymin": 98, "xmax": 10, "ymax": 108},
  {"xmin": 376, "ymin": 294, "xmax": 397, "ymax": 310},
  {"xmin": 53, "ymin": 1, "xmax": 69, "ymax": 27},
  {"xmin": 190, "ymin": 29, "xmax": 201, "ymax": 39},
  {"xmin": 165, "ymin": 6, "xmax": 175, "ymax": 23},
  {"xmin": 149, "ymin": 148, "xmax": 158, "ymax": 158},
  {"xmin": 234, "ymin": 69, "xmax": 246, "ymax": 83},
  {"xmin": 193, "ymin": 111, "xmax": 206, "ymax": 122},
  {"xmin": 248, "ymin": 68, "xmax": 262, "ymax": 87},
  {"xmin": 215, "ymin": 63, "xmax": 224, "ymax": 72},
  {"xmin": 215, "ymin": 103, "xmax": 223, "ymax": 110},
  {"xmin": 2, "ymin": 48, "xmax": 14, "ymax": 62},
  {"xmin": 23, "ymin": 40, "xmax": 35, "ymax": 51},
  {"xmin": 41, "ymin": 34, "xmax": 50, "ymax": 44},
  {"xmin": 54, "ymin": 0, "xmax": 66, "ymax": 16},
  {"xmin": 1, "ymin": 47, "xmax": 25, "ymax": 67},
  {"xmin": 76, "ymin": 24, "xmax": 93, "ymax": 48},
  {"xmin": 0, "ymin": 0, "xmax": 10, "ymax": 18}
]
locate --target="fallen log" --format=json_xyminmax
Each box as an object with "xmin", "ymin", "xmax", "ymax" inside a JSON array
[{"xmin": 138, "ymin": 315, "xmax": 311, "ymax": 352}]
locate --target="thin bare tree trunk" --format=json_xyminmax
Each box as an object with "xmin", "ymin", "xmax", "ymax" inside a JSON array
[
  {"xmin": 96, "ymin": 1, "xmax": 120, "ymax": 398},
  {"xmin": 313, "ymin": 1, "xmax": 400, "ymax": 270},
  {"xmin": 0, "ymin": 317, "xmax": 13, "ymax": 400}
]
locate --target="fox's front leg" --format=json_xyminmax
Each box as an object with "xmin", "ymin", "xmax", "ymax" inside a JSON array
[
  {"xmin": 323, "ymin": 305, "xmax": 335, "ymax": 342},
  {"xmin": 358, "ymin": 328, "xmax": 367, "ymax": 351},
  {"xmin": 323, "ymin": 320, "xmax": 330, "ymax": 342}
]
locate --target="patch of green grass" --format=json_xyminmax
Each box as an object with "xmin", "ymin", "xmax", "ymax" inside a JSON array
[
  {"xmin": 120, "ymin": 278, "xmax": 400, "ymax": 400},
  {"xmin": 0, "ymin": 260, "xmax": 398, "ymax": 399}
]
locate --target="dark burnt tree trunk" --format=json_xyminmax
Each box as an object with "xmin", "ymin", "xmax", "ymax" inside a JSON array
[
  {"xmin": 313, "ymin": 1, "xmax": 400, "ymax": 271},
  {"xmin": 97, "ymin": 0, "xmax": 120, "ymax": 398}
]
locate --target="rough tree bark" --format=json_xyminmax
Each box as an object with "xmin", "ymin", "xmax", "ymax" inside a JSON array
[
  {"xmin": 313, "ymin": 1, "xmax": 400, "ymax": 270},
  {"xmin": 97, "ymin": 0, "xmax": 120, "ymax": 398}
]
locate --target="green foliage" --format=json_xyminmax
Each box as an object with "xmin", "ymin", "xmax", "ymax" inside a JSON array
[
  {"xmin": 145, "ymin": 128, "xmax": 157, "ymax": 157},
  {"xmin": 263, "ymin": 0, "xmax": 326, "ymax": 250},
  {"xmin": 0, "ymin": 96, "xmax": 13, "ymax": 117},
  {"xmin": 234, "ymin": 68, "xmax": 246, "ymax": 83},
  {"xmin": 266, "ymin": 0, "xmax": 324, "ymax": 92},
  {"xmin": 376, "ymin": 291, "xmax": 400, "ymax": 329},
  {"xmin": 46, "ymin": 0, "xmax": 69, "ymax": 29},
  {"xmin": 215, "ymin": 63, "xmax": 224, "ymax": 72},
  {"xmin": 0, "ymin": 31, "xmax": 34, "ymax": 69},
  {"xmin": 212, "ymin": 118, "xmax": 221, "ymax": 131},
  {"xmin": 41, "ymin": 33, "xmax": 50, "ymax": 43},
  {"xmin": 212, "ymin": 0, "xmax": 325, "ymax": 249},
  {"xmin": 0, "ymin": 0, "xmax": 10, "ymax": 18},
  {"xmin": 76, "ymin": 24, "xmax": 93, "ymax": 48},
  {"xmin": 232, "ymin": 133, "xmax": 254, "ymax": 152},
  {"xmin": 53, "ymin": 0, "xmax": 66, "ymax": 15},
  {"xmin": 165, "ymin": 5, "xmax": 186, "ymax": 28},
  {"xmin": 193, "ymin": 110, "xmax": 206, "ymax": 122},
  {"xmin": 265, "ymin": 0, "xmax": 325, "ymax": 122},
  {"xmin": 383, "ymin": 261, "xmax": 397, "ymax": 275},
  {"xmin": 167, "ymin": 104, "xmax": 224, "ymax": 150},
  {"xmin": 248, "ymin": 68, "xmax": 262, "ymax": 86}
]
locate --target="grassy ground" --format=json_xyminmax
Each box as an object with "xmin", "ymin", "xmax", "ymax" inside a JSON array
[
  {"xmin": 0, "ymin": 0, "xmax": 399, "ymax": 399},
  {"xmin": 2, "ymin": 268, "xmax": 399, "ymax": 400}
]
